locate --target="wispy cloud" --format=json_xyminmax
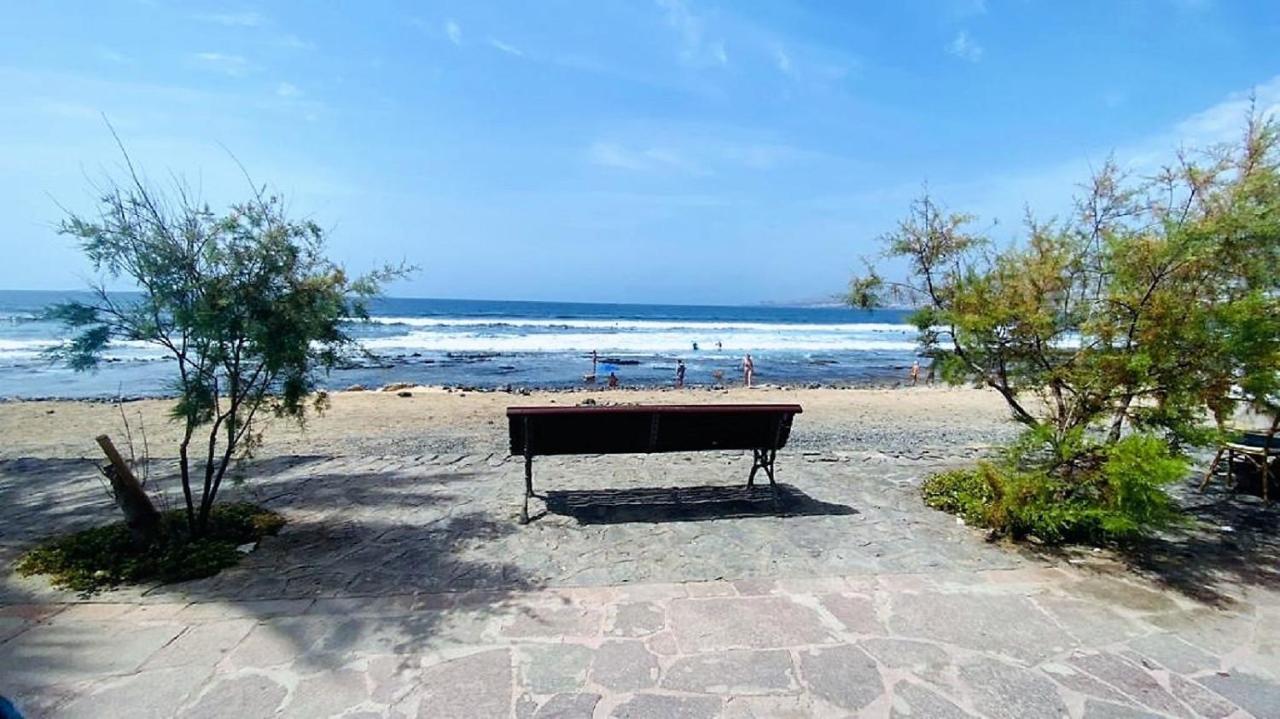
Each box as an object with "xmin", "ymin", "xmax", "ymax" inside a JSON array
[
  {"xmin": 276, "ymin": 34, "xmax": 315, "ymax": 50},
  {"xmin": 588, "ymin": 134, "xmax": 825, "ymax": 175},
  {"xmin": 98, "ymin": 48, "xmax": 131, "ymax": 64},
  {"xmin": 773, "ymin": 47, "xmax": 792, "ymax": 74},
  {"xmin": 194, "ymin": 11, "xmax": 266, "ymax": 27},
  {"xmin": 444, "ymin": 19, "xmax": 463, "ymax": 46},
  {"xmin": 657, "ymin": 0, "xmax": 728, "ymax": 68},
  {"xmin": 275, "ymin": 82, "xmax": 301, "ymax": 98},
  {"xmin": 588, "ymin": 142, "xmax": 706, "ymax": 174},
  {"xmin": 949, "ymin": 0, "xmax": 987, "ymax": 19},
  {"xmin": 191, "ymin": 52, "xmax": 252, "ymax": 77},
  {"xmin": 488, "ymin": 38, "xmax": 524, "ymax": 57},
  {"xmin": 946, "ymin": 30, "xmax": 984, "ymax": 62}
]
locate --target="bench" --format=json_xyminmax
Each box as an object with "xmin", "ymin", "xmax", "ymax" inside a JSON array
[{"xmin": 507, "ymin": 403, "xmax": 803, "ymax": 523}]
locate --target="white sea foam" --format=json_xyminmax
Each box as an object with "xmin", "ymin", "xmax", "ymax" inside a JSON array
[
  {"xmin": 365, "ymin": 316, "xmax": 914, "ymax": 334},
  {"xmin": 0, "ymin": 317, "xmax": 920, "ymax": 361},
  {"xmin": 0, "ymin": 338, "xmax": 170, "ymax": 363},
  {"xmin": 359, "ymin": 330, "xmax": 918, "ymax": 353}
]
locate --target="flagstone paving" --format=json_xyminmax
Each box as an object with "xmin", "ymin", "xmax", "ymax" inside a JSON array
[{"xmin": 1, "ymin": 449, "xmax": 1278, "ymax": 716}]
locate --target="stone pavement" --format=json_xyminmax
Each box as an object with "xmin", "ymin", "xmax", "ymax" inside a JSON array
[
  {"xmin": 2, "ymin": 448, "xmax": 1279, "ymax": 717},
  {"xmin": 2, "ymin": 565, "xmax": 1278, "ymax": 717}
]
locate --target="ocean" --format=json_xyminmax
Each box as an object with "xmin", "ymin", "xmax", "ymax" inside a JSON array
[{"xmin": 0, "ymin": 290, "xmax": 921, "ymax": 399}]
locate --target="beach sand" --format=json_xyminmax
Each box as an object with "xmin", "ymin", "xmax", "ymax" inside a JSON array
[{"xmin": 0, "ymin": 385, "xmax": 1020, "ymax": 461}]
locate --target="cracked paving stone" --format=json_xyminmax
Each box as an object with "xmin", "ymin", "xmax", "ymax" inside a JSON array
[
  {"xmin": 668, "ymin": 596, "xmax": 833, "ymax": 652},
  {"xmin": 55, "ymin": 666, "xmax": 214, "ymax": 719},
  {"xmin": 1067, "ymin": 651, "xmax": 1190, "ymax": 718},
  {"xmin": 859, "ymin": 638, "xmax": 953, "ymax": 687},
  {"xmin": 1080, "ymin": 699, "xmax": 1165, "ymax": 718},
  {"xmin": 532, "ymin": 693, "xmax": 601, "ymax": 719},
  {"xmin": 1167, "ymin": 674, "xmax": 1237, "ymax": 719},
  {"xmin": 798, "ymin": 644, "xmax": 884, "ymax": 712},
  {"xmin": 890, "ymin": 681, "xmax": 975, "ymax": 718},
  {"xmin": 590, "ymin": 640, "xmax": 659, "ymax": 691},
  {"xmin": 519, "ymin": 644, "xmax": 594, "ymax": 694},
  {"xmin": 609, "ymin": 694, "xmax": 722, "ymax": 718},
  {"xmin": 1197, "ymin": 671, "xmax": 1280, "ymax": 719},
  {"xmin": 415, "ymin": 649, "xmax": 512, "ymax": 719},
  {"xmin": 280, "ymin": 669, "xmax": 369, "ymax": 719},
  {"xmin": 501, "ymin": 605, "xmax": 602, "ymax": 639},
  {"xmin": 182, "ymin": 674, "xmax": 289, "ymax": 719},
  {"xmin": 818, "ymin": 593, "xmax": 886, "ymax": 635},
  {"xmin": 1038, "ymin": 662, "xmax": 1135, "ymax": 706},
  {"xmin": 889, "ymin": 592, "xmax": 1075, "ymax": 664},
  {"xmin": 958, "ymin": 656, "xmax": 1069, "ymax": 719},
  {"xmin": 607, "ymin": 602, "xmax": 665, "ymax": 637},
  {"xmin": 661, "ymin": 649, "xmax": 794, "ymax": 694},
  {"xmin": 1125, "ymin": 634, "xmax": 1220, "ymax": 675}
]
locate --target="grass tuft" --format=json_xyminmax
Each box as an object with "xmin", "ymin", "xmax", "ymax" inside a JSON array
[{"xmin": 16, "ymin": 502, "xmax": 285, "ymax": 595}]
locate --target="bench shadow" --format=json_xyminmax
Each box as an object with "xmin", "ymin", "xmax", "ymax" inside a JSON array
[{"xmin": 540, "ymin": 483, "xmax": 857, "ymax": 524}]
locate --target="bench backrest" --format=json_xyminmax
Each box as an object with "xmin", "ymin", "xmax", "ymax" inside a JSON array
[{"xmin": 507, "ymin": 404, "xmax": 802, "ymax": 456}]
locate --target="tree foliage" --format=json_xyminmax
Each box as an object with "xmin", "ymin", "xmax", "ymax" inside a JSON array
[
  {"xmin": 852, "ymin": 114, "xmax": 1280, "ymax": 454},
  {"xmin": 52, "ymin": 143, "xmax": 408, "ymax": 535}
]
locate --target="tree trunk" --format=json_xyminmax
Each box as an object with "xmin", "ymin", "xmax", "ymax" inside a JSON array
[
  {"xmin": 96, "ymin": 434, "xmax": 162, "ymax": 547},
  {"xmin": 1108, "ymin": 395, "xmax": 1133, "ymax": 444}
]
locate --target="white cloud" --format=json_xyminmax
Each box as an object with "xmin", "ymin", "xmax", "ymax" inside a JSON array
[
  {"xmin": 488, "ymin": 38, "xmax": 525, "ymax": 57},
  {"xmin": 1168, "ymin": 75, "xmax": 1280, "ymax": 148},
  {"xmin": 98, "ymin": 48, "xmax": 131, "ymax": 64},
  {"xmin": 656, "ymin": 0, "xmax": 728, "ymax": 68},
  {"xmin": 773, "ymin": 47, "xmax": 792, "ymax": 74},
  {"xmin": 588, "ymin": 142, "xmax": 705, "ymax": 174},
  {"xmin": 946, "ymin": 31, "xmax": 984, "ymax": 62},
  {"xmin": 951, "ymin": 0, "xmax": 987, "ymax": 18},
  {"xmin": 194, "ymin": 11, "xmax": 266, "ymax": 27},
  {"xmin": 444, "ymin": 20, "xmax": 463, "ymax": 46},
  {"xmin": 191, "ymin": 52, "xmax": 252, "ymax": 77},
  {"xmin": 275, "ymin": 82, "xmax": 301, "ymax": 98},
  {"xmin": 276, "ymin": 34, "xmax": 315, "ymax": 50}
]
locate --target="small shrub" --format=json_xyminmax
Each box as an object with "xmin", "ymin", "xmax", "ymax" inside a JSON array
[
  {"xmin": 921, "ymin": 467, "xmax": 995, "ymax": 525},
  {"xmin": 921, "ymin": 432, "xmax": 1187, "ymax": 545},
  {"xmin": 16, "ymin": 503, "xmax": 284, "ymax": 595}
]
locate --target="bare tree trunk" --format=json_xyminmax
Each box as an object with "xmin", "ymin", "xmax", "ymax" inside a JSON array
[
  {"xmin": 1108, "ymin": 395, "xmax": 1133, "ymax": 443},
  {"xmin": 178, "ymin": 429, "xmax": 197, "ymax": 532},
  {"xmin": 96, "ymin": 435, "xmax": 161, "ymax": 547}
]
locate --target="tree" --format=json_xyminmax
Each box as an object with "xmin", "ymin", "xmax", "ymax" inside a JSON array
[
  {"xmin": 851, "ymin": 114, "xmax": 1280, "ymax": 462},
  {"xmin": 52, "ymin": 143, "xmax": 408, "ymax": 536}
]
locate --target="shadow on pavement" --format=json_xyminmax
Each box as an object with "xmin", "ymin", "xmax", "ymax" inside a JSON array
[{"xmin": 541, "ymin": 482, "xmax": 858, "ymax": 524}]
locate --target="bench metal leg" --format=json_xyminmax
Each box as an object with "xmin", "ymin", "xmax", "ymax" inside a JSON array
[
  {"xmin": 1192, "ymin": 445, "xmax": 1223, "ymax": 488},
  {"xmin": 520, "ymin": 454, "xmax": 533, "ymax": 524},
  {"xmin": 747, "ymin": 448, "xmax": 783, "ymax": 511}
]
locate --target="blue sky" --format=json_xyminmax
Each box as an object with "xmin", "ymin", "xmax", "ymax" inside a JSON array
[{"xmin": 2, "ymin": 1, "xmax": 1278, "ymax": 305}]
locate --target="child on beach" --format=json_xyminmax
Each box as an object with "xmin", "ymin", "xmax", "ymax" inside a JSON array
[
  {"xmin": 742, "ymin": 354, "xmax": 754, "ymax": 388},
  {"xmin": 608, "ymin": 371, "xmax": 619, "ymax": 388},
  {"xmin": 909, "ymin": 359, "xmax": 920, "ymax": 386},
  {"xmin": 675, "ymin": 360, "xmax": 686, "ymax": 388}
]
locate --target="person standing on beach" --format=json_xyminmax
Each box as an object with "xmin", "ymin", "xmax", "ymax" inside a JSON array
[
  {"xmin": 675, "ymin": 360, "xmax": 686, "ymax": 389},
  {"xmin": 909, "ymin": 359, "xmax": 920, "ymax": 386},
  {"xmin": 742, "ymin": 354, "xmax": 754, "ymax": 388}
]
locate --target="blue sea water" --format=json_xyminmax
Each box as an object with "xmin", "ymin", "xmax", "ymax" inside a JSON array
[{"xmin": 0, "ymin": 290, "xmax": 920, "ymax": 399}]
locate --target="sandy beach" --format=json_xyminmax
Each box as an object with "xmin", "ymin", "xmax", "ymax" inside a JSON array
[{"xmin": 0, "ymin": 385, "xmax": 1019, "ymax": 462}]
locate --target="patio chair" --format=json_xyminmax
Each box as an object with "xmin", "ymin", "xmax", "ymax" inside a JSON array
[{"xmin": 1199, "ymin": 414, "xmax": 1280, "ymax": 503}]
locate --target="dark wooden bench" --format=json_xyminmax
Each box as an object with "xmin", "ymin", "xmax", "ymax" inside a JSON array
[{"xmin": 507, "ymin": 403, "xmax": 803, "ymax": 523}]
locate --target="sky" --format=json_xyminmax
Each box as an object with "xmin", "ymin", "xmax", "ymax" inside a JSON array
[{"xmin": 2, "ymin": 1, "xmax": 1279, "ymax": 306}]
